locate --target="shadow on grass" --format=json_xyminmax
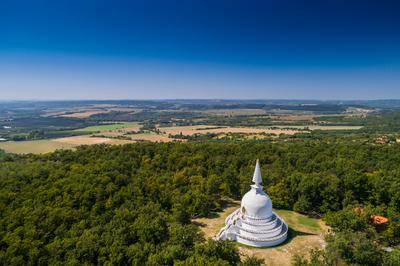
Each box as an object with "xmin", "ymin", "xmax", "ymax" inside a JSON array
[
  {"xmin": 220, "ymin": 198, "xmax": 240, "ymax": 208},
  {"xmin": 206, "ymin": 212, "xmax": 222, "ymax": 219},
  {"xmin": 194, "ymin": 199, "xmax": 240, "ymax": 220},
  {"xmin": 235, "ymin": 227, "xmax": 317, "ymax": 250},
  {"xmin": 287, "ymin": 227, "xmax": 316, "ymax": 241},
  {"xmin": 192, "ymin": 220, "xmax": 207, "ymax": 227},
  {"xmin": 192, "ymin": 211, "xmax": 225, "ymax": 220}
]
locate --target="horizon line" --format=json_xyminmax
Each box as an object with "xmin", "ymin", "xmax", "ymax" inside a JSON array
[{"xmin": 1, "ymin": 98, "xmax": 400, "ymax": 102}]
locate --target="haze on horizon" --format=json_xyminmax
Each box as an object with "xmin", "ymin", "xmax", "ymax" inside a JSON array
[{"xmin": 0, "ymin": 0, "xmax": 399, "ymax": 100}]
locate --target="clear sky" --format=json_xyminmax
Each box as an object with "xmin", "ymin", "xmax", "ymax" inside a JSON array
[{"xmin": 0, "ymin": 0, "xmax": 399, "ymax": 100}]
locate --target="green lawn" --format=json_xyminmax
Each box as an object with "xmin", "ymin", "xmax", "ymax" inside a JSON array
[
  {"xmin": 275, "ymin": 209, "xmax": 321, "ymax": 231},
  {"xmin": 74, "ymin": 122, "xmax": 140, "ymax": 132},
  {"xmin": 297, "ymin": 215, "xmax": 321, "ymax": 229}
]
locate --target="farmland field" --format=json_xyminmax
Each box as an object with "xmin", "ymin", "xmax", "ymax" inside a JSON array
[
  {"xmin": 0, "ymin": 136, "xmax": 134, "ymax": 154},
  {"xmin": 197, "ymin": 108, "xmax": 268, "ymax": 116},
  {"xmin": 159, "ymin": 125, "xmax": 300, "ymax": 136},
  {"xmin": 61, "ymin": 110, "xmax": 109, "ymax": 118},
  {"xmin": 272, "ymin": 114, "xmax": 316, "ymax": 121},
  {"xmin": 0, "ymin": 100, "xmax": 395, "ymax": 156},
  {"xmin": 53, "ymin": 136, "xmax": 126, "ymax": 145},
  {"xmin": 268, "ymin": 125, "xmax": 363, "ymax": 130},
  {"xmin": 61, "ymin": 107, "xmax": 142, "ymax": 118},
  {"xmin": 126, "ymin": 132, "xmax": 175, "ymax": 142},
  {"xmin": 0, "ymin": 139, "xmax": 77, "ymax": 154},
  {"xmin": 74, "ymin": 122, "xmax": 140, "ymax": 132}
]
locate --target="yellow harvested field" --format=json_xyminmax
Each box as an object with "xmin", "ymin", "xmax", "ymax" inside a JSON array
[
  {"xmin": 105, "ymin": 139, "xmax": 134, "ymax": 145},
  {"xmin": 108, "ymin": 107, "xmax": 142, "ymax": 113},
  {"xmin": 54, "ymin": 136, "xmax": 134, "ymax": 145},
  {"xmin": 193, "ymin": 201, "xmax": 328, "ymax": 266},
  {"xmin": 0, "ymin": 137, "xmax": 134, "ymax": 154},
  {"xmin": 270, "ymin": 125, "xmax": 363, "ymax": 130},
  {"xmin": 273, "ymin": 114, "xmax": 316, "ymax": 121},
  {"xmin": 60, "ymin": 108, "xmax": 141, "ymax": 118},
  {"xmin": 89, "ymin": 104, "xmax": 119, "ymax": 108},
  {"xmin": 307, "ymin": 125, "xmax": 363, "ymax": 130},
  {"xmin": 61, "ymin": 110, "xmax": 109, "ymax": 118},
  {"xmin": 0, "ymin": 140, "xmax": 77, "ymax": 154},
  {"xmin": 41, "ymin": 109, "xmax": 72, "ymax": 117},
  {"xmin": 127, "ymin": 133, "xmax": 176, "ymax": 142},
  {"xmin": 159, "ymin": 125, "xmax": 300, "ymax": 136},
  {"xmin": 345, "ymin": 107, "xmax": 375, "ymax": 114},
  {"xmin": 53, "ymin": 136, "xmax": 115, "ymax": 145},
  {"xmin": 198, "ymin": 109, "xmax": 268, "ymax": 116}
]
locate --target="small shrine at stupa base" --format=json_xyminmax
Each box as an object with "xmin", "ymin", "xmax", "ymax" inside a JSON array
[{"xmin": 215, "ymin": 160, "xmax": 288, "ymax": 247}]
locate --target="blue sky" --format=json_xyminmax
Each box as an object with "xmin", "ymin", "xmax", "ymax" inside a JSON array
[{"xmin": 0, "ymin": 0, "xmax": 399, "ymax": 100}]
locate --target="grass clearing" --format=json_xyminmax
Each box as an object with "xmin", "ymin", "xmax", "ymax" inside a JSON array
[
  {"xmin": 275, "ymin": 209, "xmax": 321, "ymax": 231},
  {"xmin": 297, "ymin": 215, "xmax": 321, "ymax": 229},
  {"xmin": 193, "ymin": 201, "xmax": 328, "ymax": 266}
]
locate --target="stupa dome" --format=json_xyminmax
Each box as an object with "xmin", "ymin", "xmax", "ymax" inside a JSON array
[
  {"xmin": 240, "ymin": 159, "xmax": 272, "ymax": 218},
  {"xmin": 241, "ymin": 188, "xmax": 272, "ymax": 219}
]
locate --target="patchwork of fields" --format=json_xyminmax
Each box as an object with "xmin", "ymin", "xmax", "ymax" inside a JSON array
[
  {"xmin": 0, "ymin": 120, "xmax": 367, "ymax": 154},
  {"xmin": 0, "ymin": 101, "xmax": 375, "ymax": 154}
]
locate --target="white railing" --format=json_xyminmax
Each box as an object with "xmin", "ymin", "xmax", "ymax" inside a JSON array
[
  {"xmin": 236, "ymin": 223, "xmax": 288, "ymax": 242},
  {"xmin": 225, "ymin": 209, "xmax": 240, "ymax": 224},
  {"xmin": 216, "ymin": 210, "xmax": 289, "ymax": 245},
  {"xmin": 241, "ymin": 213, "xmax": 277, "ymax": 226},
  {"xmin": 239, "ymin": 218, "xmax": 282, "ymax": 234},
  {"xmin": 216, "ymin": 209, "xmax": 241, "ymax": 240}
]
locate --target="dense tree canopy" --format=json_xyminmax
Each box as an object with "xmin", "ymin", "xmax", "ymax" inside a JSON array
[{"xmin": 1, "ymin": 141, "xmax": 400, "ymax": 265}]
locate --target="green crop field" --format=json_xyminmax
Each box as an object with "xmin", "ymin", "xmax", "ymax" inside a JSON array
[{"xmin": 74, "ymin": 122, "xmax": 140, "ymax": 132}]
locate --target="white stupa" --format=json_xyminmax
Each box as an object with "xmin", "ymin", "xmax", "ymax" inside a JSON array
[{"xmin": 215, "ymin": 160, "xmax": 288, "ymax": 247}]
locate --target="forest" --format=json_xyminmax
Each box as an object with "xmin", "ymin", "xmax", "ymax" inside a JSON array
[{"xmin": 1, "ymin": 140, "xmax": 400, "ymax": 265}]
